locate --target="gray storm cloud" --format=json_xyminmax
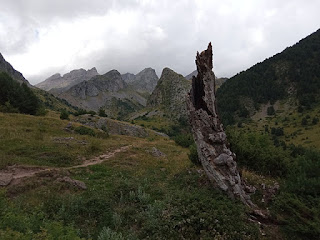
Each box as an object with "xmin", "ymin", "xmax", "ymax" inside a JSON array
[{"xmin": 0, "ymin": 0, "xmax": 319, "ymax": 84}]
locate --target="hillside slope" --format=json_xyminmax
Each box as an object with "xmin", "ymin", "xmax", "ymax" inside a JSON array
[
  {"xmin": 147, "ymin": 67, "xmax": 190, "ymax": 120},
  {"xmin": 0, "ymin": 111, "xmax": 262, "ymax": 239},
  {"xmin": 57, "ymin": 70, "xmax": 146, "ymax": 119},
  {"xmin": 217, "ymin": 28, "xmax": 320, "ymax": 125},
  {"xmin": 122, "ymin": 67, "xmax": 159, "ymax": 94},
  {"xmin": 0, "ymin": 53, "xmax": 31, "ymax": 86}
]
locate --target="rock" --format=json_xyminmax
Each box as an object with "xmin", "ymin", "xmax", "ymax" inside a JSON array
[
  {"xmin": 123, "ymin": 68, "xmax": 159, "ymax": 93},
  {"xmin": 0, "ymin": 173, "xmax": 13, "ymax": 186},
  {"xmin": 56, "ymin": 176, "xmax": 87, "ymax": 190},
  {"xmin": 64, "ymin": 122, "xmax": 73, "ymax": 132},
  {"xmin": 74, "ymin": 114, "xmax": 149, "ymax": 138},
  {"xmin": 186, "ymin": 43, "xmax": 255, "ymax": 208},
  {"xmin": 57, "ymin": 70, "xmax": 146, "ymax": 118},
  {"xmin": 147, "ymin": 68, "xmax": 190, "ymax": 120},
  {"xmin": 36, "ymin": 67, "xmax": 99, "ymax": 92},
  {"xmin": 0, "ymin": 52, "xmax": 31, "ymax": 85},
  {"xmin": 148, "ymin": 147, "xmax": 166, "ymax": 157}
]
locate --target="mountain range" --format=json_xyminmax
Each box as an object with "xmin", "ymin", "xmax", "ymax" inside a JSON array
[{"xmin": 35, "ymin": 67, "xmax": 99, "ymax": 94}]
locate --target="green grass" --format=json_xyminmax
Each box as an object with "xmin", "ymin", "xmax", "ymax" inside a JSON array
[
  {"xmin": 237, "ymin": 103, "xmax": 320, "ymax": 149},
  {"xmin": 0, "ymin": 112, "xmax": 129, "ymax": 169},
  {"xmin": 0, "ymin": 112, "xmax": 260, "ymax": 239}
]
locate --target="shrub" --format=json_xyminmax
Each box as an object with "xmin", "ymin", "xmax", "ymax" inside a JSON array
[
  {"xmin": 174, "ymin": 133, "xmax": 194, "ymax": 148},
  {"xmin": 301, "ymin": 117, "xmax": 308, "ymax": 126},
  {"xmin": 98, "ymin": 227, "xmax": 124, "ymax": 240},
  {"xmin": 267, "ymin": 106, "xmax": 275, "ymax": 115},
  {"xmin": 74, "ymin": 126, "xmax": 96, "ymax": 136},
  {"xmin": 271, "ymin": 127, "xmax": 284, "ymax": 136},
  {"xmin": 188, "ymin": 143, "xmax": 200, "ymax": 165},
  {"xmin": 60, "ymin": 109, "xmax": 69, "ymax": 120},
  {"xmin": 99, "ymin": 108, "xmax": 107, "ymax": 117},
  {"xmin": 227, "ymin": 129, "xmax": 290, "ymax": 177},
  {"xmin": 312, "ymin": 117, "xmax": 319, "ymax": 125},
  {"xmin": 73, "ymin": 109, "xmax": 88, "ymax": 116},
  {"xmin": 88, "ymin": 110, "xmax": 96, "ymax": 116}
]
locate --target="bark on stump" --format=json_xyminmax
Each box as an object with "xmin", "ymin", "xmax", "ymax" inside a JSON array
[{"xmin": 186, "ymin": 43, "xmax": 255, "ymax": 208}]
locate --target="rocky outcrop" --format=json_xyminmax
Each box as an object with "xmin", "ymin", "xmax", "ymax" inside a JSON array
[
  {"xmin": 0, "ymin": 53, "xmax": 31, "ymax": 85},
  {"xmin": 57, "ymin": 70, "xmax": 147, "ymax": 119},
  {"xmin": 121, "ymin": 72, "xmax": 136, "ymax": 83},
  {"xmin": 147, "ymin": 68, "xmax": 190, "ymax": 119},
  {"xmin": 186, "ymin": 43, "xmax": 255, "ymax": 207},
  {"xmin": 68, "ymin": 69, "xmax": 126, "ymax": 99},
  {"xmin": 74, "ymin": 114, "xmax": 149, "ymax": 138},
  {"xmin": 49, "ymin": 69, "xmax": 155, "ymax": 119},
  {"xmin": 36, "ymin": 67, "xmax": 99, "ymax": 92},
  {"xmin": 122, "ymin": 68, "xmax": 159, "ymax": 93}
]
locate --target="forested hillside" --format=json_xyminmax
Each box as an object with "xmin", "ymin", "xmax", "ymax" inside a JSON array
[{"xmin": 217, "ymin": 28, "xmax": 320, "ymax": 125}]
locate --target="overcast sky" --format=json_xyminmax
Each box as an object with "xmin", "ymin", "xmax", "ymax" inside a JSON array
[{"xmin": 1, "ymin": 0, "xmax": 319, "ymax": 84}]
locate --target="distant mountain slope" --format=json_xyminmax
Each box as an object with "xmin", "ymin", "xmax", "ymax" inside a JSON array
[
  {"xmin": 147, "ymin": 68, "xmax": 190, "ymax": 119},
  {"xmin": 122, "ymin": 68, "xmax": 159, "ymax": 93},
  {"xmin": 36, "ymin": 68, "xmax": 99, "ymax": 92},
  {"xmin": 185, "ymin": 70, "xmax": 228, "ymax": 88},
  {"xmin": 0, "ymin": 53, "xmax": 31, "ymax": 86},
  {"xmin": 184, "ymin": 70, "xmax": 198, "ymax": 80},
  {"xmin": 0, "ymin": 53, "xmax": 76, "ymax": 113},
  {"xmin": 217, "ymin": 28, "xmax": 320, "ymax": 125},
  {"xmin": 58, "ymin": 69, "xmax": 146, "ymax": 119}
]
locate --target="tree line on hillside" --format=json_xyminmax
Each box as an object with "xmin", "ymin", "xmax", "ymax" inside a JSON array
[
  {"xmin": 217, "ymin": 29, "xmax": 320, "ymax": 125},
  {"xmin": 0, "ymin": 72, "xmax": 43, "ymax": 115}
]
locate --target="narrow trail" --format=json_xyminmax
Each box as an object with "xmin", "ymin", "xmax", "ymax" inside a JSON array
[{"xmin": 0, "ymin": 145, "xmax": 131, "ymax": 187}]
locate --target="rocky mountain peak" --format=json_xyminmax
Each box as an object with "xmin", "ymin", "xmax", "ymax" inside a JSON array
[
  {"xmin": 147, "ymin": 67, "xmax": 190, "ymax": 119},
  {"xmin": 0, "ymin": 52, "xmax": 30, "ymax": 85},
  {"xmin": 103, "ymin": 69, "xmax": 121, "ymax": 79},
  {"xmin": 121, "ymin": 72, "xmax": 136, "ymax": 83},
  {"xmin": 36, "ymin": 67, "xmax": 99, "ymax": 91},
  {"xmin": 48, "ymin": 73, "xmax": 62, "ymax": 80},
  {"xmin": 121, "ymin": 67, "xmax": 158, "ymax": 93}
]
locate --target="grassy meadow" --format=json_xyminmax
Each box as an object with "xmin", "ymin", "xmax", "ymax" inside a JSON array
[{"xmin": 0, "ymin": 112, "xmax": 262, "ymax": 239}]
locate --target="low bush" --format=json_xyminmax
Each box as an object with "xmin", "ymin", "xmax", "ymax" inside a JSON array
[
  {"xmin": 74, "ymin": 126, "xmax": 96, "ymax": 136},
  {"xmin": 174, "ymin": 133, "xmax": 194, "ymax": 148},
  {"xmin": 59, "ymin": 109, "xmax": 69, "ymax": 120},
  {"xmin": 188, "ymin": 143, "xmax": 200, "ymax": 165}
]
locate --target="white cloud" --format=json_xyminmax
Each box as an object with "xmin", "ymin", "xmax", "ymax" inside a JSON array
[{"xmin": 0, "ymin": 0, "xmax": 319, "ymax": 84}]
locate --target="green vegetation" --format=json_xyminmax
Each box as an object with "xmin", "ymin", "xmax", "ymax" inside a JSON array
[
  {"xmin": 0, "ymin": 112, "xmax": 260, "ymax": 239},
  {"xmin": 217, "ymin": 29, "xmax": 320, "ymax": 125},
  {"xmin": 99, "ymin": 107, "xmax": 107, "ymax": 117},
  {"xmin": 0, "ymin": 72, "xmax": 43, "ymax": 115},
  {"xmin": 60, "ymin": 109, "xmax": 70, "ymax": 120},
  {"xmin": 0, "ymin": 112, "xmax": 120, "ymax": 169},
  {"xmin": 34, "ymin": 88, "xmax": 77, "ymax": 113},
  {"xmin": 227, "ymin": 125, "xmax": 320, "ymax": 239},
  {"xmin": 74, "ymin": 126, "xmax": 96, "ymax": 136}
]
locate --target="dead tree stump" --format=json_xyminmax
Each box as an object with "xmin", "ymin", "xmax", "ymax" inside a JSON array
[{"xmin": 186, "ymin": 43, "xmax": 255, "ymax": 208}]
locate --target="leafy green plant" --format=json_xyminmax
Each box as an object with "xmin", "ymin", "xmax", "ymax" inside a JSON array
[
  {"xmin": 174, "ymin": 133, "xmax": 194, "ymax": 148},
  {"xmin": 60, "ymin": 109, "xmax": 70, "ymax": 120},
  {"xmin": 99, "ymin": 108, "xmax": 107, "ymax": 117},
  {"xmin": 188, "ymin": 143, "xmax": 200, "ymax": 165},
  {"xmin": 74, "ymin": 126, "xmax": 96, "ymax": 136},
  {"xmin": 98, "ymin": 227, "xmax": 124, "ymax": 240}
]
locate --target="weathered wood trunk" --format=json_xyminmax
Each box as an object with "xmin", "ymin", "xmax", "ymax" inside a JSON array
[{"xmin": 186, "ymin": 43, "xmax": 255, "ymax": 208}]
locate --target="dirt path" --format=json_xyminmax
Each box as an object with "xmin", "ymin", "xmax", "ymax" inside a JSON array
[{"xmin": 0, "ymin": 145, "xmax": 131, "ymax": 187}]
